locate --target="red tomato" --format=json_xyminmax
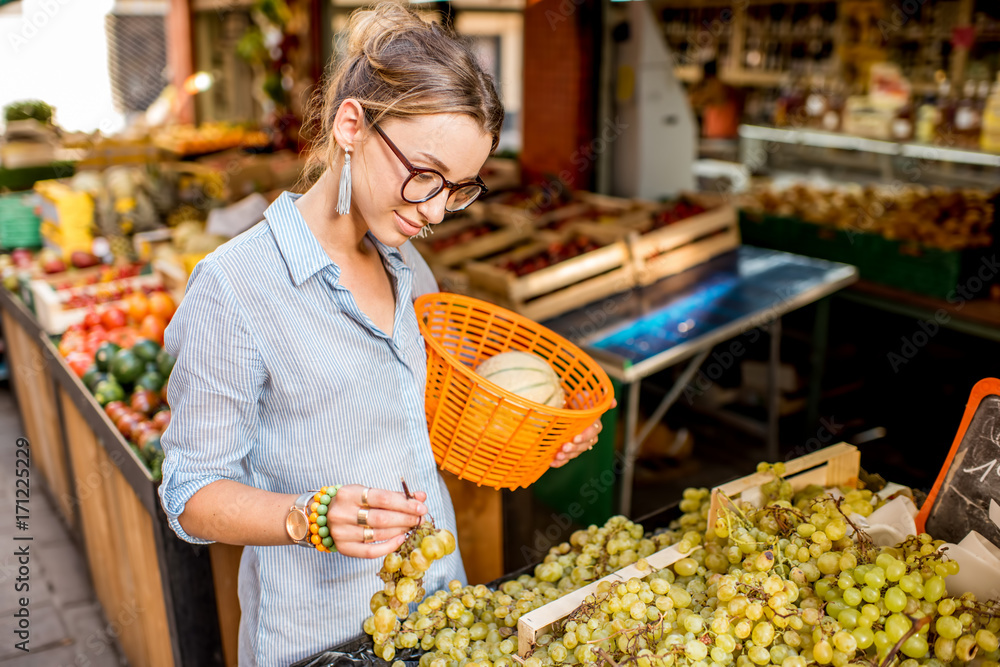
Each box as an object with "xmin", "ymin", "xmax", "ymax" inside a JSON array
[
  {"xmin": 130, "ymin": 389, "xmax": 161, "ymax": 416},
  {"xmin": 116, "ymin": 413, "xmax": 142, "ymax": 441},
  {"xmin": 83, "ymin": 311, "xmax": 102, "ymax": 330},
  {"xmin": 65, "ymin": 321, "xmax": 87, "ymax": 334},
  {"xmin": 100, "ymin": 307, "xmax": 127, "ymax": 330},
  {"xmin": 58, "ymin": 334, "xmax": 84, "ymax": 357},
  {"xmin": 105, "ymin": 401, "xmax": 128, "ymax": 423},
  {"xmin": 132, "ymin": 421, "xmax": 160, "ymax": 445},
  {"xmin": 152, "ymin": 409, "xmax": 171, "ymax": 430},
  {"xmin": 65, "ymin": 351, "xmax": 93, "ymax": 378},
  {"xmin": 107, "ymin": 327, "xmax": 138, "ymax": 349},
  {"xmin": 139, "ymin": 314, "xmax": 166, "ymax": 346}
]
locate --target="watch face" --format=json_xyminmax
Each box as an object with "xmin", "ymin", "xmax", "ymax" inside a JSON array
[{"xmin": 286, "ymin": 510, "xmax": 309, "ymax": 542}]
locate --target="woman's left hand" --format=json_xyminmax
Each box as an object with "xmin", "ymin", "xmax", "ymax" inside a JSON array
[{"xmin": 549, "ymin": 399, "xmax": 618, "ymax": 468}]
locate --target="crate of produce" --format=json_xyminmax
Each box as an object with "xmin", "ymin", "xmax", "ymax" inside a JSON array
[
  {"xmin": 738, "ymin": 210, "xmax": 999, "ymax": 300},
  {"xmin": 30, "ymin": 272, "xmax": 161, "ymax": 334},
  {"xmin": 516, "ymin": 541, "xmax": 692, "ymax": 657},
  {"xmin": 411, "ymin": 208, "xmax": 532, "ymax": 270},
  {"xmin": 739, "ymin": 185, "xmax": 999, "ymax": 299},
  {"xmin": 0, "ymin": 191, "xmax": 42, "ymax": 249},
  {"xmin": 300, "ymin": 432, "xmax": 1000, "ymax": 667},
  {"xmin": 706, "ymin": 442, "xmax": 860, "ymax": 533},
  {"xmin": 464, "ymin": 231, "xmax": 634, "ymax": 322},
  {"xmin": 488, "ymin": 191, "xmax": 655, "ymax": 235},
  {"xmin": 630, "ymin": 198, "xmax": 741, "ymax": 287}
]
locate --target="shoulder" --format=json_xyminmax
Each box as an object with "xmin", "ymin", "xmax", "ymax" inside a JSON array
[
  {"xmin": 186, "ymin": 221, "xmax": 278, "ymax": 291},
  {"xmin": 398, "ymin": 241, "xmax": 439, "ymax": 299}
]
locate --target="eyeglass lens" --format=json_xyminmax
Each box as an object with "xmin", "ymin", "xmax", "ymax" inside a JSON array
[{"xmin": 402, "ymin": 173, "xmax": 483, "ymax": 211}]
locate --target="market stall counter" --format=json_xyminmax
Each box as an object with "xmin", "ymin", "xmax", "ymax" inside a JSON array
[{"xmin": 0, "ymin": 286, "xmax": 227, "ymax": 667}]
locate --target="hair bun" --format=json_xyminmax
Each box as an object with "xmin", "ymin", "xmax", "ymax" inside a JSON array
[{"xmin": 346, "ymin": 2, "xmax": 432, "ymax": 61}]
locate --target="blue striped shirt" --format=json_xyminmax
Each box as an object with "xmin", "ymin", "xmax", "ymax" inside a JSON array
[{"xmin": 158, "ymin": 191, "xmax": 465, "ymax": 667}]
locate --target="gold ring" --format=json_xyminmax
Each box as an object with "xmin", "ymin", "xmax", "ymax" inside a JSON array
[
  {"xmin": 361, "ymin": 487, "xmax": 370, "ymax": 509},
  {"xmin": 363, "ymin": 526, "xmax": 375, "ymax": 544},
  {"xmin": 357, "ymin": 508, "xmax": 370, "ymax": 526}
]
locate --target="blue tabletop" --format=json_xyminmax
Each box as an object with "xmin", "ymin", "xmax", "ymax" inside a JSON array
[{"xmin": 543, "ymin": 246, "xmax": 858, "ymax": 382}]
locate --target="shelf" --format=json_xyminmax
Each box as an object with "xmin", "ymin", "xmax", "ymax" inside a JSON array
[
  {"xmin": 674, "ymin": 67, "xmax": 789, "ymax": 87},
  {"xmin": 739, "ymin": 124, "xmax": 1000, "ymax": 167}
]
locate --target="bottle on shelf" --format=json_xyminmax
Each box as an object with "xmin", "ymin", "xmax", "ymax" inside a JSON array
[
  {"xmin": 935, "ymin": 78, "xmax": 957, "ymax": 145},
  {"xmin": 954, "ymin": 79, "xmax": 982, "ymax": 149},
  {"xmin": 915, "ymin": 94, "xmax": 941, "ymax": 145},
  {"xmin": 982, "ymin": 74, "xmax": 1000, "ymax": 154},
  {"xmin": 892, "ymin": 97, "xmax": 915, "ymax": 142}
]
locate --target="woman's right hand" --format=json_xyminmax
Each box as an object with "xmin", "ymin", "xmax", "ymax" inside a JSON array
[{"xmin": 327, "ymin": 485, "xmax": 428, "ymax": 558}]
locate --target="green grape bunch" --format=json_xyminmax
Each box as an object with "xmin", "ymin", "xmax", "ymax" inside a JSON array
[{"xmin": 358, "ymin": 459, "xmax": 1000, "ymax": 667}]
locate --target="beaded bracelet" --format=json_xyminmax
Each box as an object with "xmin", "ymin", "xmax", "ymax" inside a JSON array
[{"xmin": 308, "ymin": 485, "xmax": 342, "ymax": 552}]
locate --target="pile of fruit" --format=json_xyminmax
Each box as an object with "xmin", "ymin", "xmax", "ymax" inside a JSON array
[
  {"xmin": 364, "ymin": 463, "xmax": 1000, "ymax": 667},
  {"xmin": 60, "ymin": 278, "xmax": 161, "ymax": 311},
  {"xmin": 58, "ymin": 293, "xmax": 177, "ymax": 480},
  {"xmin": 651, "ymin": 200, "xmax": 709, "ymax": 231},
  {"xmin": 539, "ymin": 206, "xmax": 641, "ymax": 233},
  {"xmin": 490, "ymin": 185, "xmax": 575, "ymax": 217},
  {"xmin": 741, "ymin": 184, "xmax": 995, "ymax": 251},
  {"xmin": 58, "ymin": 290, "xmax": 176, "ymax": 357},
  {"xmin": 429, "ymin": 221, "xmax": 505, "ymax": 253},
  {"xmin": 497, "ymin": 236, "xmax": 604, "ymax": 277},
  {"xmin": 86, "ymin": 338, "xmax": 174, "ymax": 479}
]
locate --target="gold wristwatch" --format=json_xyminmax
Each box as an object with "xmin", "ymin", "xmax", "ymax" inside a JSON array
[{"xmin": 285, "ymin": 491, "xmax": 316, "ymax": 548}]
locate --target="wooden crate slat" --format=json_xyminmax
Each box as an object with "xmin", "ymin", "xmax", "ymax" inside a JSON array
[
  {"xmin": 517, "ymin": 543, "xmax": 696, "ymax": 657},
  {"xmin": 516, "ymin": 266, "xmax": 635, "ymax": 322},
  {"xmin": 413, "ymin": 208, "xmax": 532, "ymax": 269},
  {"xmin": 514, "ymin": 242, "xmax": 629, "ymax": 301},
  {"xmin": 707, "ymin": 443, "xmax": 860, "ymax": 534},
  {"xmin": 637, "ymin": 226, "xmax": 741, "ymax": 287},
  {"xmin": 463, "ymin": 229, "xmax": 635, "ymax": 321},
  {"xmin": 631, "ymin": 205, "xmax": 740, "ymax": 287}
]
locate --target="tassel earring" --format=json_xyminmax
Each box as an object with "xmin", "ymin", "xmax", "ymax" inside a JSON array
[{"xmin": 336, "ymin": 149, "xmax": 352, "ymax": 215}]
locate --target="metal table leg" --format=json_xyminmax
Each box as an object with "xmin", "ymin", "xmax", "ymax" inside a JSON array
[
  {"xmin": 766, "ymin": 317, "xmax": 782, "ymax": 462},
  {"xmin": 619, "ymin": 348, "xmax": 712, "ymax": 516},
  {"xmin": 807, "ymin": 298, "xmax": 830, "ymax": 433}
]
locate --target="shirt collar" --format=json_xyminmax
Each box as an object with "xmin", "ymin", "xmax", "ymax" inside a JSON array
[
  {"xmin": 265, "ymin": 191, "xmax": 409, "ymax": 287},
  {"xmin": 266, "ymin": 192, "xmax": 336, "ymax": 287}
]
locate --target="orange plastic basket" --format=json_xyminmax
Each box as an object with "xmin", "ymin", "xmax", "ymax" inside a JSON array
[{"xmin": 416, "ymin": 293, "xmax": 615, "ymax": 490}]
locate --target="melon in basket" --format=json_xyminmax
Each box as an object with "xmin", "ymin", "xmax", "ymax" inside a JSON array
[{"xmin": 475, "ymin": 350, "xmax": 565, "ymax": 408}]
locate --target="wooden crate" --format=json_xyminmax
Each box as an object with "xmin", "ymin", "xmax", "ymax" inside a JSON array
[
  {"xmin": 464, "ymin": 231, "xmax": 635, "ymax": 322},
  {"xmin": 486, "ymin": 191, "xmax": 654, "ymax": 232},
  {"xmin": 412, "ymin": 209, "xmax": 532, "ymax": 269},
  {"xmin": 630, "ymin": 204, "xmax": 740, "ymax": 287},
  {"xmin": 29, "ymin": 273, "xmax": 162, "ymax": 334},
  {"xmin": 706, "ymin": 443, "xmax": 861, "ymax": 535},
  {"xmin": 516, "ymin": 542, "xmax": 695, "ymax": 658}
]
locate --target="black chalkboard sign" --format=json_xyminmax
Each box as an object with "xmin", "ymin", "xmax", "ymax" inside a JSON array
[{"xmin": 917, "ymin": 379, "xmax": 1000, "ymax": 548}]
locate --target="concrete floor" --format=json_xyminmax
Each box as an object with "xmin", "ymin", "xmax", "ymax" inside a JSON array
[{"xmin": 0, "ymin": 383, "xmax": 126, "ymax": 666}]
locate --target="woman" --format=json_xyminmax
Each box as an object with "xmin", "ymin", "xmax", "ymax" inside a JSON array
[{"xmin": 158, "ymin": 4, "xmax": 604, "ymax": 666}]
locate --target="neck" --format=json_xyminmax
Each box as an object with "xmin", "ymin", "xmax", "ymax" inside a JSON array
[{"xmin": 294, "ymin": 169, "xmax": 370, "ymax": 258}]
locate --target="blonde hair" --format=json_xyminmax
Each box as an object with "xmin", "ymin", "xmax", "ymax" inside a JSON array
[{"xmin": 301, "ymin": 2, "xmax": 504, "ymax": 187}]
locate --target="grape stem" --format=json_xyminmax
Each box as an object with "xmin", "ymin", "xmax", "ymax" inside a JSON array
[
  {"xmin": 595, "ymin": 647, "xmax": 620, "ymax": 667},
  {"xmin": 877, "ymin": 613, "xmax": 930, "ymax": 667},
  {"xmin": 831, "ymin": 496, "xmax": 876, "ymax": 563}
]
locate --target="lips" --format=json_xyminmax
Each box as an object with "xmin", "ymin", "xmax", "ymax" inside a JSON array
[{"xmin": 394, "ymin": 211, "xmax": 424, "ymax": 237}]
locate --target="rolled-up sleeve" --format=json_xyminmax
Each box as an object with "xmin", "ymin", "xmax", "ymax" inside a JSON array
[{"xmin": 158, "ymin": 258, "xmax": 267, "ymax": 544}]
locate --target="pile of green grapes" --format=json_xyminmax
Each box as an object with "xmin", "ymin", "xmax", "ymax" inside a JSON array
[{"xmin": 364, "ymin": 465, "xmax": 1000, "ymax": 667}]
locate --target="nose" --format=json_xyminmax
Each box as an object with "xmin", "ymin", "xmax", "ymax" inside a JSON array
[{"xmin": 415, "ymin": 189, "xmax": 449, "ymax": 226}]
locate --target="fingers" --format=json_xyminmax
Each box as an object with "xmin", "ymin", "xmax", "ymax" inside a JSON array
[
  {"xmin": 359, "ymin": 487, "xmax": 427, "ymax": 516},
  {"xmin": 325, "ymin": 485, "xmax": 428, "ymax": 557},
  {"xmin": 335, "ymin": 532, "xmax": 408, "ymax": 559},
  {"xmin": 355, "ymin": 507, "xmax": 423, "ymax": 531}
]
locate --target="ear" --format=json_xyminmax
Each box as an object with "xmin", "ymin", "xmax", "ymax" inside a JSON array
[{"xmin": 332, "ymin": 98, "xmax": 366, "ymax": 153}]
